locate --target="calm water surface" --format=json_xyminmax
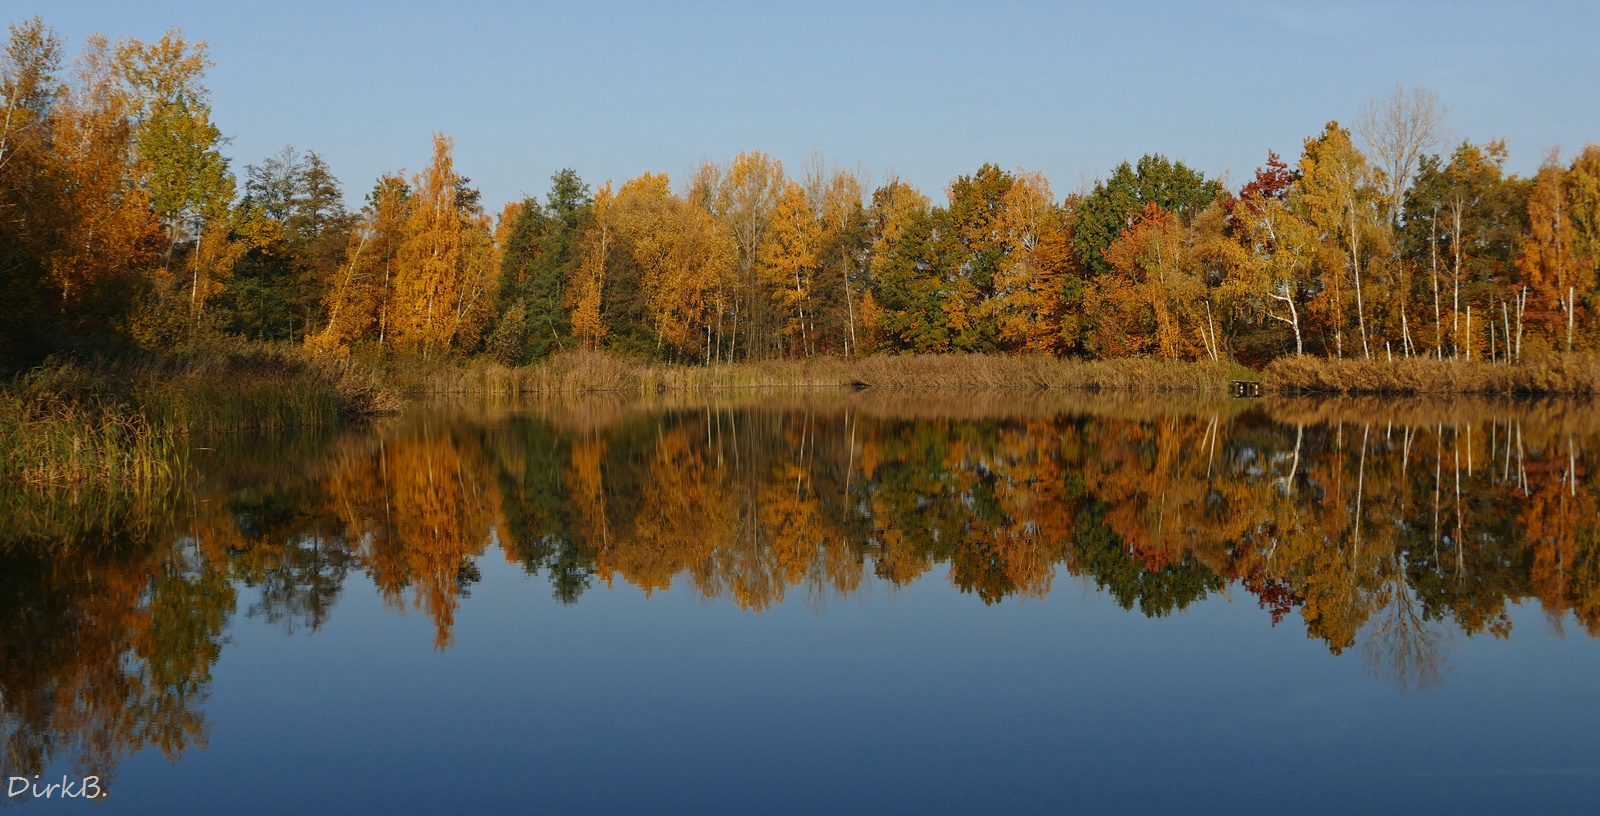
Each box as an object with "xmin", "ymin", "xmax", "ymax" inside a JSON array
[{"xmin": 4, "ymin": 391, "xmax": 1600, "ymax": 814}]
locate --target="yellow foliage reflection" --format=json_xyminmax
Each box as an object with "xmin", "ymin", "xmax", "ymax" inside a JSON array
[{"xmin": 9, "ymin": 395, "xmax": 1600, "ymax": 782}]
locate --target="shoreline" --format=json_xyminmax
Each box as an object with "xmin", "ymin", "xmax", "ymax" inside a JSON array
[{"xmin": 6, "ymin": 345, "xmax": 1600, "ymax": 490}]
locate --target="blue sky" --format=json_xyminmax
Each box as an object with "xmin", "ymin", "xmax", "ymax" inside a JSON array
[{"xmin": 30, "ymin": 0, "xmax": 1600, "ymax": 210}]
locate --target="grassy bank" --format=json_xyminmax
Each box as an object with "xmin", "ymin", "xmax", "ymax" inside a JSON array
[
  {"xmin": 1264, "ymin": 354, "xmax": 1600, "ymax": 396},
  {"xmin": 414, "ymin": 349, "xmax": 1248, "ymax": 395},
  {"xmin": 0, "ymin": 367, "xmax": 179, "ymax": 489},
  {"xmin": 17, "ymin": 342, "xmax": 1600, "ymax": 491},
  {"xmin": 0, "ymin": 345, "xmax": 399, "ymax": 489}
]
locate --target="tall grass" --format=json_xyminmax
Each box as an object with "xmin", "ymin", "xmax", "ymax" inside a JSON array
[
  {"xmin": 846, "ymin": 354, "xmax": 1246, "ymax": 391},
  {"xmin": 415, "ymin": 349, "xmax": 1245, "ymax": 396},
  {"xmin": 1264, "ymin": 354, "xmax": 1600, "ymax": 395},
  {"xmin": 134, "ymin": 344, "xmax": 400, "ymax": 433},
  {"xmin": 0, "ymin": 345, "xmax": 400, "ymax": 490},
  {"xmin": 0, "ymin": 365, "xmax": 178, "ymax": 489}
]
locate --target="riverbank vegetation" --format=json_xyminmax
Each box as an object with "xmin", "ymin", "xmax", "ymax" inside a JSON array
[
  {"xmin": 410, "ymin": 349, "xmax": 1245, "ymax": 395},
  {"xmin": 4, "ymin": 16, "xmax": 1600, "ymax": 486},
  {"xmin": 0, "ymin": 345, "xmax": 396, "ymax": 487},
  {"xmin": 1265, "ymin": 353, "xmax": 1600, "ymax": 395}
]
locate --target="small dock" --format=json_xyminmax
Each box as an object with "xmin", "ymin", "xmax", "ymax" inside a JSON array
[{"xmin": 1231, "ymin": 380, "xmax": 1263, "ymax": 398}]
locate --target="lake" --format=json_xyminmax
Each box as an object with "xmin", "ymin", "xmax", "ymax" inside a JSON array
[{"xmin": 4, "ymin": 391, "xmax": 1600, "ymax": 814}]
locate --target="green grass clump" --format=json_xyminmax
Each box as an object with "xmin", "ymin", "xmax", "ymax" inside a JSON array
[
  {"xmin": 0, "ymin": 365, "xmax": 178, "ymax": 488},
  {"xmin": 0, "ymin": 345, "xmax": 401, "ymax": 490}
]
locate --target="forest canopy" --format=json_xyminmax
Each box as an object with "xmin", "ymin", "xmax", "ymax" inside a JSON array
[{"xmin": 3, "ymin": 17, "xmax": 1598, "ymax": 374}]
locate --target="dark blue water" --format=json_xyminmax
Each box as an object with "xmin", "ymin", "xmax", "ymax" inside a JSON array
[{"xmin": 6, "ymin": 395, "xmax": 1600, "ymax": 814}]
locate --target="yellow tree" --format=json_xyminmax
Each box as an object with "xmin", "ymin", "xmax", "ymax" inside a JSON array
[
  {"xmin": 1570, "ymin": 145, "xmax": 1600, "ymax": 300},
  {"xmin": 311, "ymin": 173, "xmax": 409, "ymax": 351},
  {"xmin": 43, "ymin": 34, "xmax": 163, "ymax": 322},
  {"xmin": 612, "ymin": 172, "xmax": 736, "ymax": 359},
  {"xmin": 818, "ymin": 167, "xmax": 867, "ymax": 355},
  {"xmin": 568, "ymin": 180, "xmax": 613, "ymax": 348},
  {"xmin": 712, "ymin": 151, "xmax": 785, "ymax": 360},
  {"xmin": 987, "ymin": 170, "xmax": 1074, "ymax": 353},
  {"xmin": 391, "ymin": 134, "xmax": 494, "ymax": 356},
  {"xmin": 1223, "ymin": 158, "xmax": 1319, "ymax": 356},
  {"xmin": 453, "ymin": 208, "xmax": 501, "ymax": 351},
  {"xmin": 1520, "ymin": 153, "xmax": 1587, "ymax": 351},
  {"xmin": 1297, "ymin": 122, "xmax": 1384, "ymax": 359},
  {"xmin": 758, "ymin": 181, "xmax": 821, "ymax": 356},
  {"xmin": 1094, "ymin": 204, "xmax": 1212, "ymax": 359}
]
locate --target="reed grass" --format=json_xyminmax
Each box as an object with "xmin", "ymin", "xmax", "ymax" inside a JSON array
[
  {"xmin": 134, "ymin": 345, "xmax": 400, "ymax": 433},
  {"xmin": 0, "ymin": 344, "xmax": 400, "ymax": 489},
  {"xmin": 846, "ymin": 354, "xmax": 1247, "ymax": 391},
  {"xmin": 416, "ymin": 349, "xmax": 1246, "ymax": 396},
  {"xmin": 0, "ymin": 365, "xmax": 178, "ymax": 489},
  {"xmin": 1263, "ymin": 353, "xmax": 1600, "ymax": 396}
]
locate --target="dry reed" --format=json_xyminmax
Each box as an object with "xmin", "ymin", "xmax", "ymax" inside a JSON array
[
  {"xmin": 1264, "ymin": 354, "xmax": 1600, "ymax": 396},
  {"xmin": 417, "ymin": 350, "xmax": 1244, "ymax": 396},
  {"xmin": 0, "ymin": 345, "xmax": 400, "ymax": 489}
]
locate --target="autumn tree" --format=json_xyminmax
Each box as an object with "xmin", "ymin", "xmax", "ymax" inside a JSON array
[
  {"xmin": 37, "ymin": 33, "xmax": 165, "ymax": 352},
  {"xmin": 1091, "ymin": 203, "xmax": 1214, "ymax": 359},
  {"xmin": 1072, "ymin": 154, "xmax": 1222, "ymax": 277},
  {"xmin": 0, "ymin": 22, "xmax": 198, "ymax": 362},
  {"xmin": 812, "ymin": 166, "xmax": 869, "ymax": 356},
  {"xmin": 1520, "ymin": 152, "xmax": 1588, "ymax": 352},
  {"xmin": 389, "ymin": 134, "xmax": 497, "ymax": 356},
  {"xmin": 1569, "ymin": 146, "xmax": 1600, "ymax": 301},
  {"xmin": 986, "ymin": 170, "xmax": 1076, "ymax": 353},
  {"xmin": 116, "ymin": 30, "xmax": 235, "ymax": 326},
  {"xmin": 866, "ymin": 178, "xmax": 945, "ymax": 352},
  {"xmin": 939, "ymin": 163, "xmax": 1015, "ymax": 351},
  {"xmin": 1297, "ymin": 122, "xmax": 1386, "ymax": 359},
  {"xmin": 611, "ymin": 172, "xmax": 736, "ymax": 359},
  {"xmin": 1222, "ymin": 153, "xmax": 1317, "ymax": 357},
  {"xmin": 709, "ymin": 151, "xmax": 785, "ymax": 360},
  {"xmin": 325, "ymin": 173, "xmax": 412, "ymax": 349},
  {"xmin": 568, "ymin": 181, "xmax": 613, "ymax": 348},
  {"xmin": 758, "ymin": 181, "xmax": 821, "ymax": 356},
  {"xmin": 0, "ymin": 18, "xmax": 68, "ymax": 363}
]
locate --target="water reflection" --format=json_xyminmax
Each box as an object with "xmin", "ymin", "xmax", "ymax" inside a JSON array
[{"xmin": 3, "ymin": 392, "xmax": 1599, "ymax": 788}]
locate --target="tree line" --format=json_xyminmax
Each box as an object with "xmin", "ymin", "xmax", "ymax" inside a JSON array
[{"xmin": 4, "ymin": 18, "xmax": 1599, "ymax": 372}]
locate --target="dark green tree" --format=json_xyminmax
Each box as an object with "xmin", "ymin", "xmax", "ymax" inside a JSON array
[
  {"xmin": 223, "ymin": 147, "xmax": 353, "ymax": 341},
  {"xmin": 1072, "ymin": 154, "xmax": 1222, "ymax": 276},
  {"xmin": 939, "ymin": 163, "xmax": 1014, "ymax": 351},
  {"xmin": 493, "ymin": 169, "xmax": 591, "ymax": 362},
  {"xmin": 867, "ymin": 180, "xmax": 946, "ymax": 352}
]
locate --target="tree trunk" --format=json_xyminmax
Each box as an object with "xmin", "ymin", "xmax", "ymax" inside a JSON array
[
  {"xmin": 1431, "ymin": 215, "xmax": 1443, "ymax": 358},
  {"xmin": 1568, "ymin": 285, "xmax": 1576, "ymax": 352},
  {"xmin": 1451, "ymin": 204, "xmax": 1463, "ymax": 357},
  {"xmin": 843, "ymin": 252, "xmax": 857, "ymax": 357},
  {"xmin": 1502, "ymin": 300, "xmax": 1511, "ymax": 366},
  {"xmin": 1290, "ymin": 295, "xmax": 1302, "ymax": 356},
  {"xmin": 1510, "ymin": 288, "xmax": 1523, "ymax": 361},
  {"xmin": 1401, "ymin": 308, "xmax": 1412, "ymax": 357},
  {"xmin": 1349, "ymin": 210, "xmax": 1371, "ymax": 359}
]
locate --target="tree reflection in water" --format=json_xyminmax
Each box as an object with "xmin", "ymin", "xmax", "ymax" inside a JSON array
[{"xmin": 4, "ymin": 391, "xmax": 1599, "ymax": 782}]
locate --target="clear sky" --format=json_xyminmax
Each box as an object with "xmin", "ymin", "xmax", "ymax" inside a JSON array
[{"xmin": 29, "ymin": 0, "xmax": 1600, "ymax": 210}]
